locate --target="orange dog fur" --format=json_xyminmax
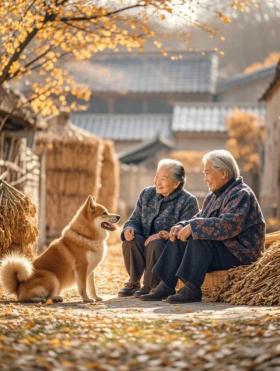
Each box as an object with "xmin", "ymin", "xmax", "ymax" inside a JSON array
[{"xmin": 0, "ymin": 196, "xmax": 120, "ymax": 303}]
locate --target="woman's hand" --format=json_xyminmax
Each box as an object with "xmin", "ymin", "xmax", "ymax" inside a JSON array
[
  {"xmin": 124, "ymin": 228, "xmax": 135, "ymax": 241},
  {"xmin": 158, "ymin": 230, "xmax": 169, "ymax": 240},
  {"xmin": 169, "ymin": 225, "xmax": 183, "ymax": 241},
  {"xmin": 177, "ymin": 224, "xmax": 192, "ymax": 242},
  {"xmin": 144, "ymin": 233, "xmax": 160, "ymax": 247}
]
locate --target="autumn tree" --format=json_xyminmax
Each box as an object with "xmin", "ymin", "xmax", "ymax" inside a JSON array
[
  {"xmin": 0, "ymin": 0, "xmax": 258, "ymax": 116},
  {"xmin": 226, "ymin": 109, "xmax": 264, "ymax": 194}
]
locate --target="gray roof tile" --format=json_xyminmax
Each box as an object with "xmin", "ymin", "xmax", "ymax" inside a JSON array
[
  {"xmin": 119, "ymin": 137, "xmax": 174, "ymax": 164},
  {"xmin": 71, "ymin": 114, "xmax": 172, "ymax": 141},
  {"xmin": 68, "ymin": 51, "xmax": 217, "ymax": 94},
  {"xmin": 172, "ymin": 103, "xmax": 266, "ymax": 132},
  {"xmin": 218, "ymin": 64, "xmax": 276, "ymax": 93}
]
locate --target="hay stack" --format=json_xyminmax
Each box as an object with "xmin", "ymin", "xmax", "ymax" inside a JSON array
[
  {"xmin": 0, "ymin": 179, "xmax": 38, "ymax": 259},
  {"xmin": 98, "ymin": 140, "xmax": 119, "ymax": 212},
  {"xmin": 209, "ymin": 231, "xmax": 280, "ymax": 305},
  {"xmin": 36, "ymin": 112, "xmax": 104, "ymax": 238}
]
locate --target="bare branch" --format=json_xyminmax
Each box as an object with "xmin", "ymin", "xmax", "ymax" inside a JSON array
[{"xmin": 60, "ymin": 2, "xmax": 145, "ymax": 23}]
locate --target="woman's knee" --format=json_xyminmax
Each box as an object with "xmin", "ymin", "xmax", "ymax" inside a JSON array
[
  {"xmin": 122, "ymin": 235, "xmax": 145, "ymax": 250},
  {"xmin": 145, "ymin": 239, "xmax": 165, "ymax": 253}
]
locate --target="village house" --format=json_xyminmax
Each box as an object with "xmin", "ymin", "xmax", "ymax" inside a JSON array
[
  {"xmin": 260, "ymin": 61, "xmax": 280, "ymax": 219},
  {"xmin": 71, "ymin": 51, "xmax": 218, "ymax": 153},
  {"xmin": 0, "ymin": 86, "xmax": 46, "ymax": 246},
  {"xmin": 70, "ymin": 51, "xmax": 267, "ymax": 213},
  {"xmin": 217, "ymin": 65, "xmax": 276, "ymax": 103}
]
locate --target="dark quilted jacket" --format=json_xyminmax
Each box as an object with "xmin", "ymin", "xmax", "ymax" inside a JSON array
[
  {"xmin": 181, "ymin": 177, "xmax": 265, "ymax": 264},
  {"xmin": 121, "ymin": 186, "xmax": 199, "ymax": 240}
]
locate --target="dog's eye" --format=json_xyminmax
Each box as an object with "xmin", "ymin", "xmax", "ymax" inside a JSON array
[{"xmin": 102, "ymin": 212, "xmax": 108, "ymax": 216}]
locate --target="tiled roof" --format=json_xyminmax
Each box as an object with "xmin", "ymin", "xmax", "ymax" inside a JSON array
[
  {"xmin": 218, "ymin": 65, "xmax": 276, "ymax": 93},
  {"xmin": 172, "ymin": 103, "xmax": 266, "ymax": 133},
  {"xmin": 119, "ymin": 136, "xmax": 174, "ymax": 165},
  {"xmin": 68, "ymin": 51, "xmax": 218, "ymax": 94},
  {"xmin": 260, "ymin": 60, "xmax": 280, "ymax": 100},
  {"xmin": 71, "ymin": 114, "xmax": 172, "ymax": 141}
]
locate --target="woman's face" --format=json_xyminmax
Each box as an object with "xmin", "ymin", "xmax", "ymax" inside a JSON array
[
  {"xmin": 154, "ymin": 167, "xmax": 180, "ymax": 197},
  {"xmin": 203, "ymin": 161, "xmax": 229, "ymax": 192}
]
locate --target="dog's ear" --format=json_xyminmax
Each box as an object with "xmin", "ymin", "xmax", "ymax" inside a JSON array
[
  {"xmin": 86, "ymin": 195, "xmax": 96, "ymax": 211},
  {"xmin": 89, "ymin": 195, "xmax": 96, "ymax": 211}
]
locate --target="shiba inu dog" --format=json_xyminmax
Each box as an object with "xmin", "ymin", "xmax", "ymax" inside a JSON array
[{"xmin": 0, "ymin": 196, "xmax": 120, "ymax": 303}]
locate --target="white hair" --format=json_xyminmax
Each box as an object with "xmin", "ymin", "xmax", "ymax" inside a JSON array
[
  {"xmin": 202, "ymin": 150, "xmax": 240, "ymax": 179},
  {"xmin": 157, "ymin": 158, "xmax": 186, "ymax": 186}
]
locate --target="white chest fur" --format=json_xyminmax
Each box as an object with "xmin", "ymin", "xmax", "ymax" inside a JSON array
[{"xmin": 86, "ymin": 242, "xmax": 107, "ymax": 275}]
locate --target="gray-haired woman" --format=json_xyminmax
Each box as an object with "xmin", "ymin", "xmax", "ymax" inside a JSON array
[
  {"xmin": 118, "ymin": 159, "xmax": 199, "ymax": 298},
  {"xmin": 141, "ymin": 150, "xmax": 265, "ymax": 303}
]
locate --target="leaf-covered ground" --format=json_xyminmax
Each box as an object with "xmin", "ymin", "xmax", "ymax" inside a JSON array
[{"xmin": 1, "ymin": 243, "xmax": 280, "ymax": 370}]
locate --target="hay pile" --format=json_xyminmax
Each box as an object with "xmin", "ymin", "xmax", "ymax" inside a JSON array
[
  {"xmin": 0, "ymin": 179, "xmax": 38, "ymax": 259},
  {"xmin": 36, "ymin": 113, "xmax": 119, "ymax": 239},
  {"xmin": 210, "ymin": 232, "xmax": 280, "ymax": 305},
  {"xmin": 98, "ymin": 140, "xmax": 119, "ymax": 212}
]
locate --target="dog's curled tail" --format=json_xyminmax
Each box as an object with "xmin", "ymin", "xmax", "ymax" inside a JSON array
[{"xmin": 0, "ymin": 255, "xmax": 33, "ymax": 294}]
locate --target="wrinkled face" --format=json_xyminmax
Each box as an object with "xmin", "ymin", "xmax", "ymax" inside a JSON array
[
  {"xmin": 86, "ymin": 196, "xmax": 120, "ymax": 231},
  {"xmin": 154, "ymin": 167, "xmax": 180, "ymax": 197},
  {"xmin": 203, "ymin": 161, "xmax": 229, "ymax": 192}
]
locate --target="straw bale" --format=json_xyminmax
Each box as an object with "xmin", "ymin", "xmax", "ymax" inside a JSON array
[
  {"xmin": 44, "ymin": 140, "xmax": 102, "ymax": 172},
  {"xmin": 46, "ymin": 193, "xmax": 88, "ymax": 237},
  {"xmin": 0, "ymin": 180, "xmax": 38, "ymax": 259},
  {"xmin": 98, "ymin": 140, "xmax": 119, "ymax": 212},
  {"xmin": 208, "ymin": 233, "xmax": 280, "ymax": 305},
  {"xmin": 36, "ymin": 112, "xmax": 107, "ymax": 237},
  {"xmin": 46, "ymin": 170, "xmax": 97, "ymax": 197}
]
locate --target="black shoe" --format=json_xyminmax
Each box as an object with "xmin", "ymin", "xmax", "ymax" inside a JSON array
[
  {"xmin": 118, "ymin": 282, "xmax": 140, "ymax": 297},
  {"xmin": 166, "ymin": 285, "xmax": 202, "ymax": 304},
  {"xmin": 134, "ymin": 286, "xmax": 151, "ymax": 298},
  {"xmin": 140, "ymin": 282, "xmax": 175, "ymax": 301}
]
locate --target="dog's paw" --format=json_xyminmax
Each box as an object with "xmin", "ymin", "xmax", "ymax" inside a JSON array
[
  {"xmin": 82, "ymin": 298, "xmax": 94, "ymax": 303},
  {"xmin": 30, "ymin": 297, "xmax": 47, "ymax": 303},
  {"xmin": 94, "ymin": 296, "xmax": 103, "ymax": 302},
  {"xmin": 52, "ymin": 296, "xmax": 63, "ymax": 303}
]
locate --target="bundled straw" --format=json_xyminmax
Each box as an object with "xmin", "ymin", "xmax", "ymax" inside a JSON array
[
  {"xmin": 98, "ymin": 140, "xmax": 119, "ymax": 212},
  {"xmin": 36, "ymin": 112, "xmax": 105, "ymax": 238},
  {"xmin": 209, "ymin": 232, "xmax": 280, "ymax": 305},
  {"xmin": 0, "ymin": 179, "xmax": 38, "ymax": 259}
]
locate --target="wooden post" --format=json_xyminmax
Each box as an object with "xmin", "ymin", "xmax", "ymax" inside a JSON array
[{"xmin": 38, "ymin": 151, "xmax": 46, "ymax": 251}]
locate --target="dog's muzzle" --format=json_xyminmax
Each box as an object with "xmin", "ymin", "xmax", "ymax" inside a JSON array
[{"xmin": 101, "ymin": 214, "xmax": 120, "ymax": 231}]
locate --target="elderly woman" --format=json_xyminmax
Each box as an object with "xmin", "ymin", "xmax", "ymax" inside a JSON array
[
  {"xmin": 118, "ymin": 159, "xmax": 199, "ymax": 298},
  {"xmin": 141, "ymin": 150, "xmax": 265, "ymax": 303}
]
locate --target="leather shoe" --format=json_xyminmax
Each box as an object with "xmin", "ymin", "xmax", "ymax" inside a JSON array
[
  {"xmin": 140, "ymin": 282, "xmax": 175, "ymax": 301},
  {"xmin": 166, "ymin": 285, "xmax": 202, "ymax": 304},
  {"xmin": 134, "ymin": 286, "xmax": 151, "ymax": 298},
  {"xmin": 118, "ymin": 282, "xmax": 140, "ymax": 297}
]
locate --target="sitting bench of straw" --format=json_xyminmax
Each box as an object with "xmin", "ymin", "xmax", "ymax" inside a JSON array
[{"xmin": 177, "ymin": 230, "xmax": 280, "ymax": 297}]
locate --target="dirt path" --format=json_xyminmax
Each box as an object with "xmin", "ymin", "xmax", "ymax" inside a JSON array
[{"xmin": 44, "ymin": 294, "xmax": 280, "ymax": 321}]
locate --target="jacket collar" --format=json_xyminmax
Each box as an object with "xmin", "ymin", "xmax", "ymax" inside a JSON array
[
  {"xmin": 156, "ymin": 185, "xmax": 184, "ymax": 202},
  {"xmin": 204, "ymin": 177, "xmax": 243, "ymax": 217},
  {"xmin": 213, "ymin": 177, "xmax": 235, "ymax": 197}
]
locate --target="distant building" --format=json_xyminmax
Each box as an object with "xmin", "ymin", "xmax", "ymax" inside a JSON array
[
  {"xmin": 217, "ymin": 65, "xmax": 276, "ymax": 103},
  {"xmin": 260, "ymin": 61, "xmax": 280, "ymax": 219},
  {"xmin": 70, "ymin": 51, "xmax": 266, "ymax": 210}
]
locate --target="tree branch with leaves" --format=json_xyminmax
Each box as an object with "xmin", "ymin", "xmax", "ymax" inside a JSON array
[{"xmin": 0, "ymin": 0, "xmax": 259, "ymax": 116}]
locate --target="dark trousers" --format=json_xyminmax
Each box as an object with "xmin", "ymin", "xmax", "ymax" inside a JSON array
[
  {"xmin": 153, "ymin": 237, "xmax": 241, "ymax": 289},
  {"xmin": 122, "ymin": 235, "xmax": 166, "ymax": 289}
]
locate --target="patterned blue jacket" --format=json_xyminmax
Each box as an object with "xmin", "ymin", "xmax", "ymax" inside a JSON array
[
  {"xmin": 122, "ymin": 186, "xmax": 199, "ymax": 240},
  {"xmin": 181, "ymin": 177, "xmax": 265, "ymax": 264}
]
